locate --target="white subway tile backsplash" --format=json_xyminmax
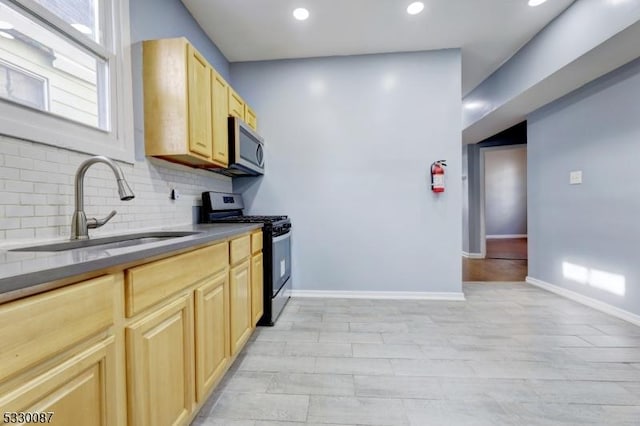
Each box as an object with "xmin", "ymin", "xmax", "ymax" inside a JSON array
[
  {"xmin": 58, "ymin": 185, "xmax": 74, "ymax": 195},
  {"xmin": 0, "ymin": 167, "xmax": 19, "ymax": 180},
  {"xmin": 6, "ymin": 205, "xmax": 34, "ymax": 217},
  {"xmin": 20, "ymin": 194, "xmax": 47, "ymax": 205},
  {"xmin": 19, "ymin": 145, "xmax": 47, "ymax": 161},
  {"xmin": 34, "ymin": 183, "xmax": 58, "ymax": 194},
  {"xmin": 32, "ymin": 159, "xmax": 60, "ymax": 173},
  {"xmin": 6, "ymin": 228, "xmax": 35, "ymax": 240},
  {"xmin": 45, "ymin": 150, "xmax": 69, "ymax": 164},
  {"xmin": 21, "ymin": 170, "xmax": 68, "ymax": 184},
  {"xmin": 4, "ymin": 155, "xmax": 34, "ymax": 170},
  {"xmin": 21, "ymin": 217, "xmax": 48, "ymax": 228},
  {"xmin": 47, "ymin": 216, "xmax": 67, "ymax": 226},
  {"xmin": 0, "ymin": 218, "xmax": 20, "ymax": 230},
  {"xmin": 1, "ymin": 137, "xmax": 232, "ymax": 243},
  {"xmin": 5, "ymin": 180, "xmax": 34, "ymax": 193},
  {"xmin": 35, "ymin": 205, "xmax": 59, "ymax": 216},
  {"xmin": 35, "ymin": 227, "xmax": 59, "ymax": 239},
  {"xmin": 46, "ymin": 194, "xmax": 69, "ymax": 205},
  {"xmin": 0, "ymin": 192, "xmax": 20, "ymax": 205},
  {"xmin": 0, "ymin": 139, "xmax": 20, "ymax": 156}
]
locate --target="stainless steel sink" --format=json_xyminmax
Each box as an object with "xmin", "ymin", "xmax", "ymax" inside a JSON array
[{"xmin": 9, "ymin": 231, "xmax": 201, "ymax": 252}]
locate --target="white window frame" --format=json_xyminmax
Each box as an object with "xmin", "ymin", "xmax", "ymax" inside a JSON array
[{"xmin": 0, "ymin": 0, "xmax": 134, "ymax": 163}]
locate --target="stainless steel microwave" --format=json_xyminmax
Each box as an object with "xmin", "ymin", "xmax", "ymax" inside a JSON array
[{"xmin": 212, "ymin": 117, "xmax": 264, "ymax": 177}]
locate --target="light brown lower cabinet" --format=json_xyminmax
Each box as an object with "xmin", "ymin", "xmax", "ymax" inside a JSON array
[
  {"xmin": 0, "ymin": 234, "xmax": 263, "ymax": 426},
  {"xmin": 251, "ymin": 252, "xmax": 264, "ymax": 326},
  {"xmin": 126, "ymin": 294, "xmax": 195, "ymax": 426},
  {"xmin": 0, "ymin": 274, "xmax": 122, "ymax": 426},
  {"xmin": 0, "ymin": 337, "xmax": 117, "ymax": 426},
  {"xmin": 194, "ymin": 269, "xmax": 230, "ymax": 401},
  {"xmin": 230, "ymin": 259, "xmax": 252, "ymax": 355}
]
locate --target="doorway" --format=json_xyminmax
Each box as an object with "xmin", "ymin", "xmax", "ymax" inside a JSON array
[
  {"xmin": 482, "ymin": 145, "xmax": 527, "ymax": 259},
  {"xmin": 463, "ymin": 144, "xmax": 528, "ymax": 281}
]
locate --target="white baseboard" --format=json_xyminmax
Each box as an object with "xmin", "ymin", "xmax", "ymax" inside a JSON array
[
  {"xmin": 486, "ymin": 234, "xmax": 528, "ymax": 239},
  {"xmin": 462, "ymin": 251, "xmax": 484, "ymax": 259},
  {"xmin": 290, "ymin": 290, "xmax": 466, "ymax": 301},
  {"xmin": 526, "ymin": 276, "xmax": 640, "ymax": 326}
]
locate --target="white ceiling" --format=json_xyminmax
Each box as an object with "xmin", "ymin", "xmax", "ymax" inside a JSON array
[{"xmin": 181, "ymin": 0, "xmax": 575, "ymax": 95}]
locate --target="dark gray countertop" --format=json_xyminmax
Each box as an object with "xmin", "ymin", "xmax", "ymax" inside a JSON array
[{"xmin": 0, "ymin": 223, "xmax": 261, "ymax": 301}]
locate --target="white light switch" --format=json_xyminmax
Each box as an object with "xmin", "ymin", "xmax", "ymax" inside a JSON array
[{"xmin": 570, "ymin": 171, "xmax": 582, "ymax": 185}]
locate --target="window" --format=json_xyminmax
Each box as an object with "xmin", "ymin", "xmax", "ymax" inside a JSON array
[
  {"xmin": 0, "ymin": 0, "xmax": 133, "ymax": 162},
  {"xmin": 0, "ymin": 59, "xmax": 48, "ymax": 110}
]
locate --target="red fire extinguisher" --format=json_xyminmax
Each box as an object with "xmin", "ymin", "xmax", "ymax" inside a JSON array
[{"xmin": 431, "ymin": 160, "xmax": 447, "ymax": 193}]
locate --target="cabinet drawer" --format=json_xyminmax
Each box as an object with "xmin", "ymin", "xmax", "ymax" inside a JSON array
[
  {"xmin": 125, "ymin": 243, "xmax": 228, "ymax": 317},
  {"xmin": 0, "ymin": 275, "xmax": 115, "ymax": 382},
  {"xmin": 251, "ymin": 231, "xmax": 263, "ymax": 254},
  {"xmin": 230, "ymin": 235, "xmax": 250, "ymax": 265}
]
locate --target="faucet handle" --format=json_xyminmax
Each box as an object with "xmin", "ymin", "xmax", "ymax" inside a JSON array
[{"xmin": 88, "ymin": 210, "xmax": 117, "ymax": 229}]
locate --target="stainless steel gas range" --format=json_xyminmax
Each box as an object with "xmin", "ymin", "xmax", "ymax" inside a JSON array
[{"xmin": 200, "ymin": 191, "xmax": 291, "ymax": 325}]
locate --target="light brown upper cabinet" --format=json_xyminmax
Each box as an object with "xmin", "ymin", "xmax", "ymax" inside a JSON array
[
  {"xmin": 143, "ymin": 38, "xmax": 229, "ymax": 168},
  {"xmin": 211, "ymin": 70, "xmax": 229, "ymax": 166},
  {"xmin": 244, "ymin": 104, "xmax": 258, "ymax": 131},
  {"xmin": 227, "ymin": 87, "xmax": 245, "ymax": 121},
  {"xmin": 187, "ymin": 46, "xmax": 212, "ymax": 159},
  {"xmin": 229, "ymin": 86, "xmax": 258, "ymax": 131}
]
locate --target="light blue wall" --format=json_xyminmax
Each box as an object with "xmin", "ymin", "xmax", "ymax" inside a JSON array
[
  {"xmin": 484, "ymin": 147, "xmax": 527, "ymax": 237},
  {"xmin": 129, "ymin": 0, "xmax": 230, "ymax": 78},
  {"xmin": 231, "ymin": 51, "xmax": 463, "ymax": 294},
  {"xmin": 129, "ymin": 0, "xmax": 230, "ymax": 160},
  {"xmin": 528, "ymin": 57, "xmax": 640, "ymax": 316}
]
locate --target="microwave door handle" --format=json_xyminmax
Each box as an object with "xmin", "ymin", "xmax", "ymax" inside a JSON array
[{"xmin": 256, "ymin": 144, "xmax": 264, "ymax": 167}]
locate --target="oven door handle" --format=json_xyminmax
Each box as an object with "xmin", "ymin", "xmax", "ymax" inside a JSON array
[{"xmin": 272, "ymin": 231, "xmax": 291, "ymax": 243}]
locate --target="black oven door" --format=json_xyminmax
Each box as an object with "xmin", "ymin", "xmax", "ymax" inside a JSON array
[{"xmin": 271, "ymin": 230, "xmax": 291, "ymax": 296}]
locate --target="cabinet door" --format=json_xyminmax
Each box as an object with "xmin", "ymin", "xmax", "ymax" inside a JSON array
[
  {"xmin": 126, "ymin": 295, "xmax": 194, "ymax": 426},
  {"xmin": 211, "ymin": 70, "xmax": 229, "ymax": 166},
  {"xmin": 251, "ymin": 253, "xmax": 264, "ymax": 326},
  {"xmin": 227, "ymin": 87, "xmax": 245, "ymax": 120},
  {"xmin": 0, "ymin": 337, "xmax": 118, "ymax": 426},
  {"xmin": 229, "ymin": 260, "xmax": 252, "ymax": 355},
  {"xmin": 187, "ymin": 45, "xmax": 212, "ymax": 159},
  {"xmin": 194, "ymin": 271, "xmax": 229, "ymax": 402},
  {"xmin": 244, "ymin": 104, "xmax": 257, "ymax": 131}
]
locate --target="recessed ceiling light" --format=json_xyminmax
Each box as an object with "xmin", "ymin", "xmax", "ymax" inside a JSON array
[
  {"xmin": 407, "ymin": 2, "xmax": 425, "ymax": 15},
  {"xmin": 528, "ymin": 0, "xmax": 548, "ymax": 6},
  {"xmin": 293, "ymin": 8, "xmax": 309, "ymax": 21},
  {"xmin": 0, "ymin": 21, "xmax": 13, "ymax": 30},
  {"xmin": 0, "ymin": 31, "xmax": 15, "ymax": 40},
  {"xmin": 71, "ymin": 23, "xmax": 92, "ymax": 34}
]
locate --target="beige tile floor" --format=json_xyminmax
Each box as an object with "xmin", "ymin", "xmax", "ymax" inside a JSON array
[{"xmin": 193, "ymin": 283, "xmax": 640, "ymax": 425}]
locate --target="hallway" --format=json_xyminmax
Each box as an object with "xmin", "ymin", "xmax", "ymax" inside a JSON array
[{"xmin": 463, "ymin": 238, "xmax": 528, "ymax": 281}]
